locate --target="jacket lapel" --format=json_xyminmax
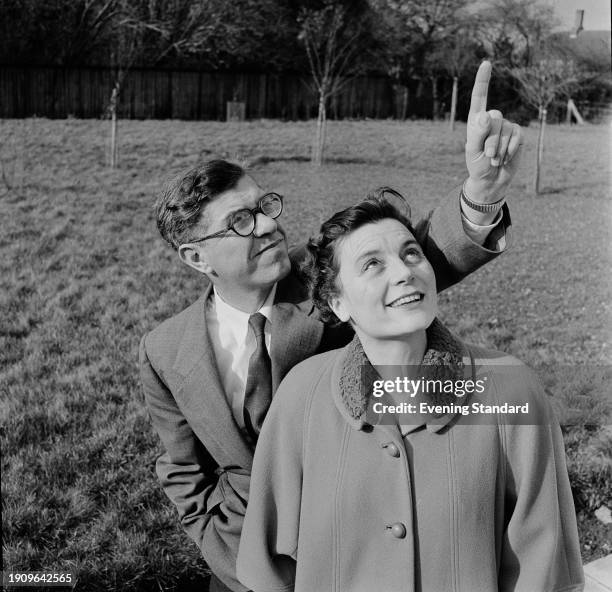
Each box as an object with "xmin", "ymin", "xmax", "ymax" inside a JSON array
[
  {"xmin": 172, "ymin": 286, "xmax": 254, "ymax": 469},
  {"xmin": 270, "ymin": 274, "xmax": 324, "ymax": 392}
]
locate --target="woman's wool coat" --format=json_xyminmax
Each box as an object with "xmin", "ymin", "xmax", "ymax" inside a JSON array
[{"xmin": 237, "ymin": 323, "xmax": 584, "ymax": 592}]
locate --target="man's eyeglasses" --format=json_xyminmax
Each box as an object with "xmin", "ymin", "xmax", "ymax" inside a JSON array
[{"xmin": 189, "ymin": 193, "xmax": 284, "ymax": 243}]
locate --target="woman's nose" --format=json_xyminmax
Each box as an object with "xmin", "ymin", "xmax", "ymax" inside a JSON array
[
  {"xmin": 253, "ymin": 211, "xmax": 278, "ymax": 237},
  {"xmin": 390, "ymin": 258, "xmax": 413, "ymax": 283}
]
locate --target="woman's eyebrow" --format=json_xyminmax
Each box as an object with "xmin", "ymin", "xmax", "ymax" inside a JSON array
[
  {"xmin": 355, "ymin": 239, "xmax": 419, "ymax": 260},
  {"xmin": 355, "ymin": 248, "xmax": 381, "ymax": 262}
]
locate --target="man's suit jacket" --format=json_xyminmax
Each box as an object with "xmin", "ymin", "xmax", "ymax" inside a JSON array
[{"xmin": 139, "ymin": 199, "xmax": 510, "ymax": 591}]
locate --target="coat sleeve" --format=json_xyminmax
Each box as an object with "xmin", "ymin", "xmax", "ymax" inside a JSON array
[
  {"xmin": 237, "ymin": 373, "xmax": 306, "ymax": 592},
  {"xmin": 497, "ymin": 369, "xmax": 584, "ymax": 592},
  {"xmin": 411, "ymin": 191, "xmax": 511, "ymax": 292},
  {"xmin": 139, "ymin": 336, "xmax": 250, "ymax": 592}
]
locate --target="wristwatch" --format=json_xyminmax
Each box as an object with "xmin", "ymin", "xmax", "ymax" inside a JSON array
[{"xmin": 460, "ymin": 185, "xmax": 506, "ymax": 213}]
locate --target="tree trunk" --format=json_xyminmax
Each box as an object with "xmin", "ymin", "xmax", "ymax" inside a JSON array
[
  {"xmin": 109, "ymin": 82, "xmax": 119, "ymax": 169},
  {"xmin": 534, "ymin": 105, "xmax": 546, "ymax": 195},
  {"xmin": 312, "ymin": 91, "xmax": 327, "ymax": 166},
  {"xmin": 431, "ymin": 76, "xmax": 439, "ymax": 120},
  {"xmin": 450, "ymin": 76, "xmax": 458, "ymax": 131},
  {"xmin": 393, "ymin": 85, "xmax": 409, "ymax": 120},
  {"xmin": 401, "ymin": 86, "xmax": 409, "ymax": 120}
]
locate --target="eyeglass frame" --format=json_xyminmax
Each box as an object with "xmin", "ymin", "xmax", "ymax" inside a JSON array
[{"xmin": 187, "ymin": 192, "xmax": 284, "ymax": 243}]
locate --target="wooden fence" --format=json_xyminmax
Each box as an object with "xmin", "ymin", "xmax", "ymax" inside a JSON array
[{"xmin": 0, "ymin": 65, "xmax": 402, "ymax": 120}]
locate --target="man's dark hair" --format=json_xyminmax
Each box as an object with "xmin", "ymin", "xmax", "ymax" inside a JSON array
[
  {"xmin": 156, "ymin": 159, "xmax": 246, "ymax": 250},
  {"xmin": 304, "ymin": 188, "xmax": 416, "ymax": 325}
]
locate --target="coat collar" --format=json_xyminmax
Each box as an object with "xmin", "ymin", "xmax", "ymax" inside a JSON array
[{"xmin": 333, "ymin": 319, "xmax": 474, "ymax": 434}]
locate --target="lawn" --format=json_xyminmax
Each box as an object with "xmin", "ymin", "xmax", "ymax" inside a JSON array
[{"xmin": 1, "ymin": 117, "xmax": 611, "ymax": 591}]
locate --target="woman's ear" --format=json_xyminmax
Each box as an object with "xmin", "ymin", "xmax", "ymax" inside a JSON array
[
  {"xmin": 178, "ymin": 244, "xmax": 215, "ymax": 276},
  {"xmin": 329, "ymin": 294, "xmax": 350, "ymax": 323}
]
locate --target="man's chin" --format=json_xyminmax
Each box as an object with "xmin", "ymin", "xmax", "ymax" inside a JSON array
[
  {"xmin": 258, "ymin": 255, "xmax": 291, "ymax": 282},
  {"xmin": 274, "ymin": 255, "xmax": 292, "ymax": 281}
]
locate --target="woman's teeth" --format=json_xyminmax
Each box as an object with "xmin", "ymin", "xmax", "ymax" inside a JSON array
[{"xmin": 389, "ymin": 294, "xmax": 422, "ymax": 307}]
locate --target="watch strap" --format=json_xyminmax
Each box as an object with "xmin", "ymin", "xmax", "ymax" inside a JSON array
[{"xmin": 461, "ymin": 186, "xmax": 506, "ymax": 213}]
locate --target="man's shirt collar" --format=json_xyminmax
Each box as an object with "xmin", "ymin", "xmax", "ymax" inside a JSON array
[{"xmin": 212, "ymin": 284, "xmax": 277, "ymax": 343}]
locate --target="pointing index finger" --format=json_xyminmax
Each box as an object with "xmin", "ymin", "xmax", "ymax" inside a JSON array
[{"xmin": 469, "ymin": 60, "xmax": 492, "ymax": 116}]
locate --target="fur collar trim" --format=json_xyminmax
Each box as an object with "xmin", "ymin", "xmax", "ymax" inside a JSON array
[{"xmin": 338, "ymin": 319, "xmax": 466, "ymax": 424}]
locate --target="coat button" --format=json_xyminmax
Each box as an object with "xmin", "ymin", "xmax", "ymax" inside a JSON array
[
  {"xmin": 389, "ymin": 522, "xmax": 407, "ymax": 538},
  {"xmin": 383, "ymin": 442, "xmax": 401, "ymax": 458}
]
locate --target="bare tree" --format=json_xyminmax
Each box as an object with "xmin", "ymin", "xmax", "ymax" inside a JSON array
[
  {"xmin": 431, "ymin": 23, "xmax": 481, "ymax": 130},
  {"xmin": 106, "ymin": 1, "xmax": 146, "ymax": 168},
  {"xmin": 374, "ymin": 0, "xmax": 473, "ymax": 120},
  {"xmin": 63, "ymin": 0, "xmax": 120, "ymax": 65},
  {"xmin": 478, "ymin": 0, "xmax": 557, "ymax": 67},
  {"xmin": 298, "ymin": 4, "xmax": 363, "ymax": 166},
  {"xmin": 105, "ymin": 0, "xmax": 212, "ymax": 168},
  {"xmin": 511, "ymin": 57, "xmax": 579, "ymax": 194}
]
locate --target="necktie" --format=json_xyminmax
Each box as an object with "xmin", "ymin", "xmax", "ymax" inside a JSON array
[{"xmin": 243, "ymin": 313, "xmax": 272, "ymax": 441}]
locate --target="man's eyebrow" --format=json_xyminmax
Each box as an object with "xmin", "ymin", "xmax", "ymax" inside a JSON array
[
  {"xmin": 220, "ymin": 200, "xmax": 257, "ymax": 221},
  {"xmin": 226, "ymin": 193, "xmax": 267, "ymax": 216}
]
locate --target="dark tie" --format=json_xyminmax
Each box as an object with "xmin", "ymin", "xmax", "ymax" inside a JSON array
[{"xmin": 243, "ymin": 313, "xmax": 272, "ymax": 441}]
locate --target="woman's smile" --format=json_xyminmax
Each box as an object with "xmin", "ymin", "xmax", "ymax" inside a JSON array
[
  {"xmin": 386, "ymin": 292, "xmax": 426, "ymax": 307},
  {"xmin": 330, "ymin": 219, "xmax": 437, "ymax": 343}
]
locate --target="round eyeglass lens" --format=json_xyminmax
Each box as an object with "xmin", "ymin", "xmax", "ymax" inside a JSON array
[
  {"xmin": 261, "ymin": 194, "xmax": 282, "ymax": 217},
  {"xmin": 232, "ymin": 209, "xmax": 256, "ymax": 236}
]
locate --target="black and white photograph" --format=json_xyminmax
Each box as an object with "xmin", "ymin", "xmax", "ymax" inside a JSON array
[{"xmin": 1, "ymin": 0, "xmax": 611, "ymax": 590}]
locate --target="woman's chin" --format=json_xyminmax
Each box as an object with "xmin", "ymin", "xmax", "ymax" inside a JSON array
[
  {"xmin": 358, "ymin": 314, "xmax": 435, "ymax": 342},
  {"xmin": 387, "ymin": 309, "xmax": 436, "ymax": 334}
]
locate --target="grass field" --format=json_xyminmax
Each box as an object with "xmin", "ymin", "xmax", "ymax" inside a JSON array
[{"xmin": 1, "ymin": 117, "xmax": 611, "ymax": 591}]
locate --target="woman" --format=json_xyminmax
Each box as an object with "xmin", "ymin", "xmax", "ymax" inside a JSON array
[{"xmin": 237, "ymin": 193, "xmax": 584, "ymax": 592}]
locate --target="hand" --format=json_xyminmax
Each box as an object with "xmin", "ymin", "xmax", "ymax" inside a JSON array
[{"xmin": 464, "ymin": 61, "xmax": 523, "ymax": 205}]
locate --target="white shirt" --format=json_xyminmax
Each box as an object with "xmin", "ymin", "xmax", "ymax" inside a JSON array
[{"xmin": 207, "ymin": 285, "xmax": 276, "ymax": 429}]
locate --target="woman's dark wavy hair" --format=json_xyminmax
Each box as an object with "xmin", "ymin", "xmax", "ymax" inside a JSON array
[{"xmin": 303, "ymin": 187, "xmax": 417, "ymax": 325}]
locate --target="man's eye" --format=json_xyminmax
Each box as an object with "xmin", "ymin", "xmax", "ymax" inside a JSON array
[{"xmin": 232, "ymin": 210, "xmax": 252, "ymax": 225}]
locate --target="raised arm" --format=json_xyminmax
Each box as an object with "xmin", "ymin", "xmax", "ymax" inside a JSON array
[
  {"xmin": 463, "ymin": 61, "xmax": 523, "ymax": 226},
  {"xmin": 291, "ymin": 63, "xmax": 523, "ymax": 294},
  {"xmin": 417, "ymin": 60, "xmax": 524, "ymax": 290}
]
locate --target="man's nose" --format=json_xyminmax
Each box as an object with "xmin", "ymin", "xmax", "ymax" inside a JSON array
[{"xmin": 252, "ymin": 211, "xmax": 278, "ymax": 236}]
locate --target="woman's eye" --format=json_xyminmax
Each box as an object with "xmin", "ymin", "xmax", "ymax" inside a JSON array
[
  {"xmin": 363, "ymin": 259, "xmax": 380, "ymax": 271},
  {"xmin": 403, "ymin": 249, "xmax": 423, "ymax": 262}
]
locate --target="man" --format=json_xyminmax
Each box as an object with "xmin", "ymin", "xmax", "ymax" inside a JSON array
[{"xmin": 139, "ymin": 62, "xmax": 522, "ymax": 592}]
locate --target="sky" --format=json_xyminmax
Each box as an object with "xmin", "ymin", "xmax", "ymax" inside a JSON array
[{"xmin": 549, "ymin": 0, "xmax": 611, "ymax": 31}]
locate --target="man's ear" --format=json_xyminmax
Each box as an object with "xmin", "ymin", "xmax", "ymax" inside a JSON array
[
  {"xmin": 329, "ymin": 294, "xmax": 350, "ymax": 323},
  {"xmin": 178, "ymin": 244, "xmax": 215, "ymax": 276}
]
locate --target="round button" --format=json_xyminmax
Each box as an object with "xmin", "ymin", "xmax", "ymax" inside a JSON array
[
  {"xmin": 384, "ymin": 443, "xmax": 400, "ymax": 458},
  {"xmin": 390, "ymin": 523, "xmax": 407, "ymax": 538}
]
